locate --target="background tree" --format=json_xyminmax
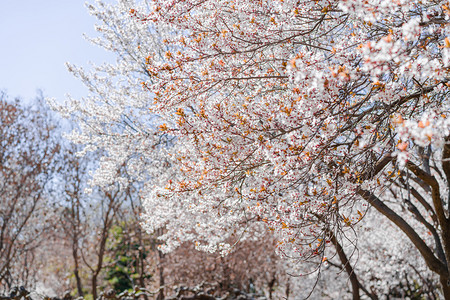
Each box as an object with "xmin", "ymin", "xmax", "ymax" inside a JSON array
[
  {"xmin": 55, "ymin": 142, "xmax": 159, "ymax": 299},
  {"xmin": 57, "ymin": 144, "xmax": 91, "ymax": 297},
  {"xmin": 61, "ymin": 158, "xmax": 124, "ymax": 300},
  {"xmin": 161, "ymin": 235, "xmax": 284, "ymax": 299},
  {"xmin": 104, "ymin": 223, "xmax": 153, "ymax": 294},
  {"xmin": 0, "ymin": 92, "xmax": 60, "ymax": 291}
]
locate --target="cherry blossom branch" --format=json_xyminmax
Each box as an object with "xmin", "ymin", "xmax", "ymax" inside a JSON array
[{"xmin": 357, "ymin": 188, "xmax": 448, "ymax": 277}]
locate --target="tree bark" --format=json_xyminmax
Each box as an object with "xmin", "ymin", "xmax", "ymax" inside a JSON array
[
  {"xmin": 92, "ymin": 275, "xmax": 98, "ymax": 300},
  {"xmin": 72, "ymin": 201, "xmax": 84, "ymax": 297},
  {"xmin": 330, "ymin": 234, "xmax": 360, "ymax": 300},
  {"xmin": 440, "ymin": 276, "xmax": 450, "ymax": 299},
  {"xmin": 137, "ymin": 227, "xmax": 149, "ymax": 300},
  {"xmin": 157, "ymin": 250, "xmax": 165, "ymax": 300},
  {"xmin": 357, "ymin": 188, "xmax": 448, "ymax": 277},
  {"xmin": 74, "ymin": 263, "xmax": 84, "ymax": 297}
]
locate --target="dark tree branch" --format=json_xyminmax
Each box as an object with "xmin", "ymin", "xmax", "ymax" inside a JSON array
[{"xmin": 357, "ymin": 188, "xmax": 448, "ymax": 277}]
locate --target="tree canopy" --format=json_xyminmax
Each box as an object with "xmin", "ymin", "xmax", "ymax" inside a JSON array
[{"xmin": 52, "ymin": 0, "xmax": 450, "ymax": 297}]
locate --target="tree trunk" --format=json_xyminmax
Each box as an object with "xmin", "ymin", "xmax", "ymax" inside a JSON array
[
  {"xmin": 138, "ymin": 245, "xmax": 148, "ymax": 300},
  {"xmin": 285, "ymin": 278, "xmax": 290, "ymax": 300},
  {"xmin": 92, "ymin": 274, "xmax": 98, "ymax": 300},
  {"xmin": 268, "ymin": 275, "xmax": 276, "ymax": 300},
  {"xmin": 73, "ymin": 241, "xmax": 84, "ymax": 297},
  {"xmin": 440, "ymin": 276, "xmax": 450, "ymax": 299},
  {"xmin": 330, "ymin": 234, "xmax": 360, "ymax": 300},
  {"xmin": 157, "ymin": 250, "xmax": 165, "ymax": 300},
  {"xmin": 358, "ymin": 189, "xmax": 448, "ymax": 277},
  {"xmin": 74, "ymin": 266, "xmax": 84, "ymax": 297}
]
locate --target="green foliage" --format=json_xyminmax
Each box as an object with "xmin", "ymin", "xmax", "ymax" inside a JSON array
[{"xmin": 104, "ymin": 224, "xmax": 151, "ymax": 293}]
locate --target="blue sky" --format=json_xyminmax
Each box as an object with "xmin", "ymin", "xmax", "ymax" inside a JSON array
[{"xmin": 0, "ymin": 0, "xmax": 115, "ymax": 102}]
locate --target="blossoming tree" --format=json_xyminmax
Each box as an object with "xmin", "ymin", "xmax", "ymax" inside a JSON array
[{"xmin": 54, "ymin": 0, "xmax": 450, "ymax": 297}]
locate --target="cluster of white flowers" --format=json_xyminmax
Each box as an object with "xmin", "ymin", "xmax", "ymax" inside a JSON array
[{"xmin": 55, "ymin": 0, "xmax": 450, "ymax": 296}]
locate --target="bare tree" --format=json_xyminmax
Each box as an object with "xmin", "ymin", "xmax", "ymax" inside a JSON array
[
  {"xmin": 57, "ymin": 147, "xmax": 130, "ymax": 299},
  {"xmin": 0, "ymin": 92, "xmax": 60, "ymax": 290}
]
